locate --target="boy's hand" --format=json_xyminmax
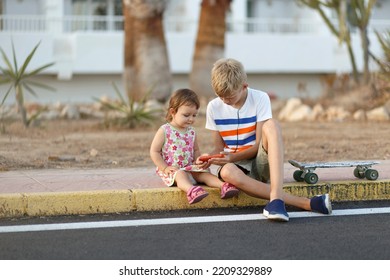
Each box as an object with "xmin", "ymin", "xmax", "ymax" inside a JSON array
[
  {"xmin": 209, "ymin": 152, "xmax": 231, "ymax": 165},
  {"xmin": 198, "ymin": 154, "xmax": 224, "ymax": 162},
  {"xmin": 198, "ymin": 152, "xmax": 231, "ymax": 167}
]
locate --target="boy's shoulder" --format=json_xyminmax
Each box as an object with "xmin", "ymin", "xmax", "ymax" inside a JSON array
[
  {"xmin": 247, "ymin": 88, "xmax": 269, "ymax": 99},
  {"xmin": 207, "ymin": 97, "xmax": 225, "ymax": 108}
]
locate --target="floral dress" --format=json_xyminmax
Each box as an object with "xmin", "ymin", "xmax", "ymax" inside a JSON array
[{"xmin": 156, "ymin": 123, "xmax": 209, "ymax": 186}]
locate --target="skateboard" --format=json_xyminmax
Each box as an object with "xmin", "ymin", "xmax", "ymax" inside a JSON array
[{"xmin": 288, "ymin": 159, "xmax": 379, "ymax": 184}]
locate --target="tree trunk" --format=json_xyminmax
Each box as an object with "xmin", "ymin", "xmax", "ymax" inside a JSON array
[
  {"xmin": 361, "ymin": 28, "xmax": 370, "ymax": 84},
  {"xmin": 16, "ymin": 86, "xmax": 28, "ymax": 127},
  {"xmin": 300, "ymin": 0, "xmax": 360, "ymax": 84},
  {"xmin": 190, "ymin": 0, "xmax": 231, "ymax": 99},
  {"xmin": 122, "ymin": 0, "xmax": 172, "ymax": 102}
]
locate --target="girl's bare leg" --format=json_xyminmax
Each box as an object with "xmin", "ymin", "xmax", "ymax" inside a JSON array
[
  {"xmin": 192, "ymin": 172, "xmax": 223, "ymax": 189},
  {"xmin": 174, "ymin": 170, "xmax": 196, "ymax": 193}
]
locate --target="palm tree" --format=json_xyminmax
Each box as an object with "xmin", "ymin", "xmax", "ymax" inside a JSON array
[
  {"xmin": 122, "ymin": 0, "xmax": 172, "ymax": 102},
  {"xmin": 189, "ymin": 0, "xmax": 232, "ymax": 99},
  {"xmin": 348, "ymin": 0, "xmax": 376, "ymax": 85},
  {"xmin": 299, "ymin": 0, "xmax": 359, "ymax": 84}
]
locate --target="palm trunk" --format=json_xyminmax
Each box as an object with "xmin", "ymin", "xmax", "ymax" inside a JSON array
[
  {"xmin": 16, "ymin": 86, "xmax": 28, "ymax": 127},
  {"xmin": 346, "ymin": 41, "xmax": 360, "ymax": 85},
  {"xmin": 360, "ymin": 28, "xmax": 370, "ymax": 84},
  {"xmin": 190, "ymin": 0, "xmax": 231, "ymax": 98},
  {"xmin": 122, "ymin": 0, "xmax": 172, "ymax": 103}
]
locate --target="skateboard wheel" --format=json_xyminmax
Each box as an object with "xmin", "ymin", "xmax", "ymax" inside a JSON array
[
  {"xmin": 365, "ymin": 169, "xmax": 379, "ymax": 180},
  {"xmin": 304, "ymin": 173, "xmax": 318, "ymax": 184},
  {"xmin": 353, "ymin": 168, "xmax": 365, "ymax": 179},
  {"xmin": 293, "ymin": 170, "xmax": 304, "ymax": 182}
]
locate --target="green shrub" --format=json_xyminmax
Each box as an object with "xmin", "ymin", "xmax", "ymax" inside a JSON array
[{"xmin": 96, "ymin": 82, "xmax": 162, "ymax": 128}]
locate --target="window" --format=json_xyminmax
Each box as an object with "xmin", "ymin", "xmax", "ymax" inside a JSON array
[{"xmin": 70, "ymin": 0, "xmax": 123, "ymax": 31}]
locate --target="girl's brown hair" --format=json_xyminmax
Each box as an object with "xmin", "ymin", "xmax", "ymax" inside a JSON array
[{"xmin": 166, "ymin": 88, "xmax": 200, "ymax": 121}]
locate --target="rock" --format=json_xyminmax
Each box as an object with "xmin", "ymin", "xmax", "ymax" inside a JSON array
[
  {"xmin": 366, "ymin": 106, "xmax": 390, "ymax": 121},
  {"xmin": 309, "ymin": 104, "xmax": 325, "ymax": 121},
  {"xmin": 40, "ymin": 110, "xmax": 61, "ymax": 120},
  {"xmin": 278, "ymin": 98, "xmax": 302, "ymax": 121},
  {"xmin": 61, "ymin": 104, "xmax": 80, "ymax": 119},
  {"xmin": 90, "ymin": 149, "xmax": 99, "ymax": 157},
  {"xmin": 325, "ymin": 106, "xmax": 351, "ymax": 121},
  {"xmin": 353, "ymin": 109, "xmax": 366, "ymax": 121},
  {"xmin": 286, "ymin": 104, "xmax": 312, "ymax": 122}
]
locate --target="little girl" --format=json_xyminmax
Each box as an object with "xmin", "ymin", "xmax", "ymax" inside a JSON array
[{"xmin": 150, "ymin": 88, "xmax": 239, "ymax": 204}]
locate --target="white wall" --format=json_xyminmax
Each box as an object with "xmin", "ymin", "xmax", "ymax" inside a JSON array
[
  {"xmin": 0, "ymin": 0, "xmax": 387, "ymax": 104},
  {"xmin": 0, "ymin": 72, "xmax": 325, "ymax": 105},
  {"xmin": 0, "ymin": 30, "xmax": 382, "ymax": 74}
]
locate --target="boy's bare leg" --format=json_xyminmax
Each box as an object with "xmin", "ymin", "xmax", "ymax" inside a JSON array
[
  {"xmin": 219, "ymin": 164, "xmax": 311, "ymax": 210},
  {"xmin": 261, "ymin": 119, "xmax": 284, "ymax": 201}
]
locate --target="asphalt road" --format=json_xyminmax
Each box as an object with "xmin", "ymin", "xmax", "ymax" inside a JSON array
[{"xmin": 1, "ymin": 201, "xmax": 390, "ymax": 261}]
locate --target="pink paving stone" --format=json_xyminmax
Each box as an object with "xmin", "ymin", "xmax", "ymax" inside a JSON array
[{"xmin": 0, "ymin": 161, "xmax": 389, "ymax": 194}]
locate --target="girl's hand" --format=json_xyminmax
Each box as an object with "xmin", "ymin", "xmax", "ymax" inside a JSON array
[
  {"xmin": 163, "ymin": 166, "xmax": 178, "ymax": 175},
  {"xmin": 195, "ymin": 154, "xmax": 214, "ymax": 169},
  {"xmin": 195, "ymin": 158, "xmax": 209, "ymax": 169}
]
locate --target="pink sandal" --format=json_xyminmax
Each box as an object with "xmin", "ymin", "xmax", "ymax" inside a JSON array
[
  {"xmin": 220, "ymin": 182, "xmax": 239, "ymax": 199},
  {"xmin": 187, "ymin": 186, "xmax": 209, "ymax": 204}
]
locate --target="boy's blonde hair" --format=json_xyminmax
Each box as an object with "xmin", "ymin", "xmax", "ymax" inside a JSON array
[
  {"xmin": 166, "ymin": 88, "xmax": 200, "ymax": 121},
  {"xmin": 211, "ymin": 58, "xmax": 247, "ymax": 97}
]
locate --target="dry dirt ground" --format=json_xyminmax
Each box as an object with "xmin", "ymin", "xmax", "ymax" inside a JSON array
[{"xmin": 1, "ymin": 115, "xmax": 389, "ymax": 171}]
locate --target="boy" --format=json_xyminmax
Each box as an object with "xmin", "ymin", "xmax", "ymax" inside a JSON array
[{"xmin": 204, "ymin": 58, "xmax": 331, "ymax": 222}]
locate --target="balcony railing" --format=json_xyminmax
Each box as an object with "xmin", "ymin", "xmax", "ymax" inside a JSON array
[
  {"xmin": 0, "ymin": 15, "xmax": 389, "ymax": 34},
  {"xmin": 0, "ymin": 15, "xmax": 124, "ymax": 33}
]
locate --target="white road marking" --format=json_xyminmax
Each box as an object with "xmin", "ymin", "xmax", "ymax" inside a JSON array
[{"xmin": 1, "ymin": 207, "xmax": 390, "ymax": 233}]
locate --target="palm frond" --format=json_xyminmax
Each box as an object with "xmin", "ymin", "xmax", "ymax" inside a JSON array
[
  {"xmin": 0, "ymin": 47, "xmax": 15, "ymax": 74},
  {"xmin": 96, "ymin": 83, "xmax": 162, "ymax": 129},
  {"xmin": 1, "ymin": 85, "xmax": 13, "ymax": 105},
  {"xmin": 24, "ymin": 80, "xmax": 56, "ymax": 92},
  {"xmin": 17, "ymin": 42, "xmax": 42, "ymax": 79},
  {"xmin": 23, "ymin": 62, "xmax": 55, "ymax": 78},
  {"xmin": 22, "ymin": 82, "xmax": 38, "ymax": 97},
  {"xmin": 11, "ymin": 41, "xmax": 19, "ymax": 75}
]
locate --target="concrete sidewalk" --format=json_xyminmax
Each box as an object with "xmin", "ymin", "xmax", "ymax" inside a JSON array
[{"xmin": 0, "ymin": 161, "xmax": 389, "ymax": 218}]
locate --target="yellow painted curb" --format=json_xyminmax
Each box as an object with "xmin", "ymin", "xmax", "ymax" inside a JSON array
[
  {"xmin": 0, "ymin": 193, "xmax": 26, "ymax": 218},
  {"xmin": 132, "ymin": 187, "xmax": 267, "ymax": 211},
  {"xmin": 26, "ymin": 190, "xmax": 134, "ymax": 216},
  {"xmin": 0, "ymin": 190, "xmax": 133, "ymax": 218},
  {"xmin": 284, "ymin": 180, "xmax": 390, "ymax": 201},
  {"xmin": 0, "ymin": 180, "xmax": 389, "ymax": 218}
]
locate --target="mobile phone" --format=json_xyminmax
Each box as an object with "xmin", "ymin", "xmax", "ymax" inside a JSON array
[{"xmin": 199, "ymin": 154, "xmax": 224, "ymax": 162}]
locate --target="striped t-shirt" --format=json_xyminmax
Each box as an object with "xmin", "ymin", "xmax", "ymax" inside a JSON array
[{"xmin": 205, "ymin": 88, "xmax": 272, "ymax": 153}]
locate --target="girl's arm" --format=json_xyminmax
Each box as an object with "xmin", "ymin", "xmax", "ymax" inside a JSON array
[
  {"xmin": 150, "ymin": 128, "xmax": 169, "ymax": 172},
  {"xmin": 193, "ymin": 136, "xmax": 201, "ymax": 162}
]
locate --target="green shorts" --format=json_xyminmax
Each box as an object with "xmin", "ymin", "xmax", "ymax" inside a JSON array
[{"xmin": 217, "ymin": 142, "xmax": 270, "ymax": 183}]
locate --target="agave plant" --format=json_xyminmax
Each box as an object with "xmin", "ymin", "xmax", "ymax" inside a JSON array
[
  {"xmin": 97, "ymin": 82, "xmax": 162, "ymax": 128},
  {"xmin": 0, "ymin": 41, "xmax": 55, "ymax": 127}
]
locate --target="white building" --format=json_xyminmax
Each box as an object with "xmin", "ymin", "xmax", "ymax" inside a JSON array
[{"xmin": 0, "ymin": 0, "xmax": 389, "ymax": 104}]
